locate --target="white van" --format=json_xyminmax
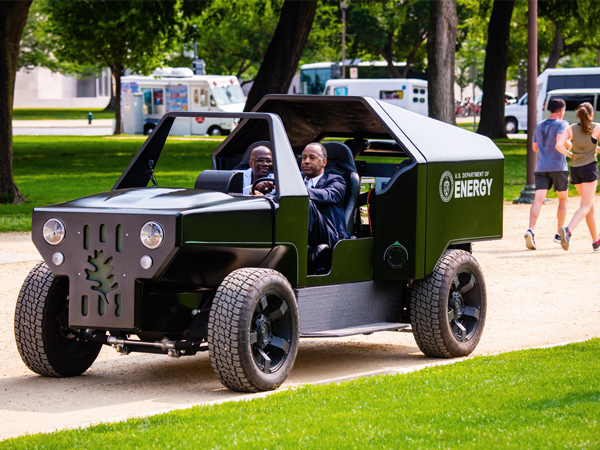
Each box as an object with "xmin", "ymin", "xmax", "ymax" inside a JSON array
[
  {"xmin": 504, "ymin": 93, "xmax": 529, "ymax": 133},
  {"xmin": 504, "ymin": 67, "xmax": 600, "ymax": 133},
  {"xmin": 542, "ymin": 88, "xmax": 600, "ymax": 123},
  {"xmin": 323, "ymin": 78, "xmax": 428, "ymax": 116},
  {"xmin": 121, "ymin": 67, "xmax": 246, "ymax": 135}
]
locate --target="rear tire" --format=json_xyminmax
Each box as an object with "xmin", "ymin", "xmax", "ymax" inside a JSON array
[
  {"xmin": 410, "ymin": 250, "xmax": 486, "ymax": 358},
  {"xmin": 207, "ymin": 126, "xmax": 223, "ymax": 136},
  {"xmin": 14, "ymin": 262, "xmax": 102, "ymax": 377},
  {"xmin": 208, "ymin": 268, "xmax": 299, "ymax": 392}
]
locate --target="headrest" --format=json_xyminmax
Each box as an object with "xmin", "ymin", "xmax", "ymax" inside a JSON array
[
  {"xmin": 322, "ymin": 142, "xmax": 357, "ymax": 174},
  {"xmin": 344, "ymin": 138, "xmax": 369, "ymax": 158}
]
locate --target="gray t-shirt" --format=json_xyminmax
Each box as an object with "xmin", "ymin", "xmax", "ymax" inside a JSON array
[{"xmin": 533, "ymin": 118, "xmax": 569, "ymax": 172}]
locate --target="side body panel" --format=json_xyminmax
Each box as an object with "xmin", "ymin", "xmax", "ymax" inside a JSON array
[
  {"xmin": 424, "ymin": 158, "xmax": 504, "ymax": 275},
  {"xmin": 372, "ymin": 163, "xmax": 428, "ymax": 280}
]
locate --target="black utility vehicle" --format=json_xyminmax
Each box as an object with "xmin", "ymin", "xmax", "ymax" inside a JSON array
[{"xmin": 15, "ymin": 95, "xmax": 503, "ymax": 392}]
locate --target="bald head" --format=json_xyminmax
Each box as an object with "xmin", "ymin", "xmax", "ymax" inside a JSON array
[{"xmin": 248, "ymin": 146, "xmax": 273, "ymax": 179}]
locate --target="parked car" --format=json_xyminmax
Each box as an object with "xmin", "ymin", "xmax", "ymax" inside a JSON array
[
  {"xmin": 15, "ymin": 95, "xmax": 504, "ymax": 393},
  {"xmin": 504, "ymin": 93, "xmax": 528, "ymax": 133}
]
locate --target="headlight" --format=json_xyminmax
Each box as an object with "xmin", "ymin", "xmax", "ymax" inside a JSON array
[
  {"xmin": 140, "ymin": 221, "xmax": 164, "ymax": 249},
  {"xmin": 43, "ymin": 219, "xmax": 66, "ymax": 245}
]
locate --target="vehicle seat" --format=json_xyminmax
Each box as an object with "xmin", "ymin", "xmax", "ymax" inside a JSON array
[
  {"xmin": 322, "ymin": 142, "xmax": 360, "ymax": 235},
  {"xmin": 233, "ymin": 141, "xmax": 272, "ymax": 170}
]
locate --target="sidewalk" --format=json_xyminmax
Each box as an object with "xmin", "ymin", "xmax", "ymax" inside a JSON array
[
  {"xmin": 0, "ymin": 232, "xmax": 40, "ymax": 264},
  {"xmin": 12, "ymin": 119, "xmax": 115, "ymax": 136},
  {"xmin": 12, "ymin": 119, "xmax": 114, "ymax": 128}
]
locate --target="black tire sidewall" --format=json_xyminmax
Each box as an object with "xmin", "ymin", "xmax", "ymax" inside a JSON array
[
  {"xmin": 238, "ymin": 273, "xmax": 299, "ymax": 391},
  {"xmin": 208, "ymin": 268, "xmax": 299, "ymax": 392},
  {"xmin": 15, "ymin": 263, "xmax": 101, "ymax": 377},
  {"xmin": 436, "ymin": 252, "xmax": 487, "ymax": 357},
  {"xmin": 410, "ymin": 250, "xmax": 487, "ymax": 358}
]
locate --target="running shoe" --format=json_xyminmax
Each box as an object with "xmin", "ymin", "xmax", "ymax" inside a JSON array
[
  {"xmin": 593, "ymin": 239, "xmax": 600, "ymax": 252},
  {"xmin": 554, "ymin": 233, "xmax": 561, "ymax": 244},
  {"xmin": 559, "ymin": 226, "xmax": 570, "ymax": 251},
  {"xmin": 524, "ymin": 228, "xmax": 536, "ymax": 250}
]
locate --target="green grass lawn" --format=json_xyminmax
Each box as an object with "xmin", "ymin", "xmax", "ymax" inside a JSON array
[
  {"xmin": 2, "ymin": 339, "xmax": 598, "ymax": 448},
  {"xmin": 13, "ymin": 108, "xmax": 115, "ymax": 121}
]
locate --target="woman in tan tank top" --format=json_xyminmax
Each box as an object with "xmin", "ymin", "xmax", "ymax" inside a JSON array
[{"xmin": 556, "ymin": 102, "xmax": 600, "ymax": 251}]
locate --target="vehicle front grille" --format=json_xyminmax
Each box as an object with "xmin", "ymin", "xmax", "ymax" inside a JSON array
[{"xmin": 68, "ymin": 221, "xmax": 137, "ymax": 330}]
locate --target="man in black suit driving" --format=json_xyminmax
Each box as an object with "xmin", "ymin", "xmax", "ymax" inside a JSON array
[{"xmin": 301, "ymin": 142, "xmax": 350, "ymax": 249}]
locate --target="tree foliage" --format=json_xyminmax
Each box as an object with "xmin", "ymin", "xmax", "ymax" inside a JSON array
[
  {"xmin": 180, "ymin": 0, "xmax": 282, "ymax": 82},
  {"xmin": 41, "ymin": 0, "xmax": 183, "ymax": 134},
  {"xmin": 347, "ymin": 0, "xmax": 429, "ymax": 77}
]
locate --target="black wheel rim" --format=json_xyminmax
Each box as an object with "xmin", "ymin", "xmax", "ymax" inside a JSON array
[
  {"xmin": 447, "ymin": 268, "xmax": 482, "ymax": 343},
  {"xmin": 250, "ymin": 290, "xmax": 293, "ymax": 374}
]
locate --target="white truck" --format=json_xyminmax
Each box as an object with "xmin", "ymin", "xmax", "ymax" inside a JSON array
[
  {"xmin": 121, "ymin": 67, "xmax": 246, "ymax": 135},
  {"xmin": 504, "ymin": 67, "xmax": 600, "ymax": 133},
  {"xmin": 323, "ymin": 78, "xmax": 428, "ymax": 116}
]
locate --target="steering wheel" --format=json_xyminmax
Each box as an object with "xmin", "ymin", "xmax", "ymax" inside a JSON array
[{"xmin": 251, "ymin": 177, "xmax": 276, "ymax": 195}]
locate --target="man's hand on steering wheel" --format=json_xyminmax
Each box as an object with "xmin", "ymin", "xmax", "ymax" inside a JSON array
[{"xmin": 251, "ymin": 177, "xmax": 275, "ymax": 195}]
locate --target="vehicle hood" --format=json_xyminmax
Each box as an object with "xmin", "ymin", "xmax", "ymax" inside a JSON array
[{"xmin": 45, "ymin": 188, "xmax": 259, "ymax": 212}]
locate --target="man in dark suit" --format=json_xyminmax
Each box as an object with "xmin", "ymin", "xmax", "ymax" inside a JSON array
[{"xmin": 301, "ymin": 143, "xmax": 350, "ymax": 249}]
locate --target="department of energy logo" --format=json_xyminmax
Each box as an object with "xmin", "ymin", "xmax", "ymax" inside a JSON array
[
  {"xmin": 439, "ymin": 171, "xmax": 454, "ymax": 202},
  {"xmin": 439, "ymin": 170, "xmax": 494, "ymax": 202}
]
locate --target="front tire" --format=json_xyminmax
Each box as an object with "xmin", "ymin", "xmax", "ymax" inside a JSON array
[
  {"xmin": 410, "ymin": 250, "xmax": 486, "ymax": 358},
  {"xmin": 505, "ymin": 117, "xmax": 518, "ymax": 134},
  {"xmin": 208, "ymin": 268, "xmax": 299, "ymax": 392},
  {"xmin": 14, "ymin": 262, "xmax": 102, "ymax": 377}
]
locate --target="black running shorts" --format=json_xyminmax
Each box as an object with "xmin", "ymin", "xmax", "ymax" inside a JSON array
[
  {"xmin": 534, "ymin": 171, "xmax": 569, "ymax": 192},
  {"xmin": 570, "ymin": 162, "xmax": 599, "ymax": 185}
]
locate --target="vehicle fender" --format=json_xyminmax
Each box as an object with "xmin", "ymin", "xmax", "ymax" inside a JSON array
[{"xmin": 259, "ymin": 244, "xmax": 299, "ymax": 287}]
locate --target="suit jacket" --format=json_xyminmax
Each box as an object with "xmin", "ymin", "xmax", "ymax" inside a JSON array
[{"xmin": 307, "ymin": 172, "xmax": 350, "ymax": 243}]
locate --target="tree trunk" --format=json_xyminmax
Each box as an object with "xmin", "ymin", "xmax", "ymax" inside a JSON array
[
  {"xmin": 477, "ymin": 0, "xmax": 515, "ymax": 139},
  {"xmin": 401, "ymin": 33, "xmax": 426, "ymax": 78},
  {"xmin": 544, "ymin": 21, "xmax": 564, "ymax": 70},
  {"xmin": 244, "ymin": 0, "xmax": 317, "ymax": 111},
  {"xmin": 0, "ymin": 1, "xmax": 32, "ymax": 204},
  {"xmin": 110, "ymin": 64, "xmax": 123, "ymax": 135},
  {"xmin": 427, "ymin": 0, "xmax": 457, "ymax": 124},
  {"xmin": 382, "ymin": 34, "xmax": 403, "ymax": 78}
]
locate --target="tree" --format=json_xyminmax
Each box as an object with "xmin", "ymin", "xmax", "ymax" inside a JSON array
[
  {"xmin": 0, "ymin": 0, "xmax": 32, "ymax": 204},
  {"xmin": 181, "ymin": 0, "xmax": 282, "ymax": 82},
  {"xmin": 477, "ymin": 0, "xmax": 515, "ymax": 138},
  {"xmin": 42, "ymin": 0, "xmax": 182, "ymax": 134},
  {"xmin": 427, "ymin": 0, "xmax": 458, "ymax": 123},
  {"xmin": 348, "ymin": 1, "xmax": 429, "ymax": 78},
  {"xmin": 244, "ymin": 0, "xmax": 317, "ymax": 111}
]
